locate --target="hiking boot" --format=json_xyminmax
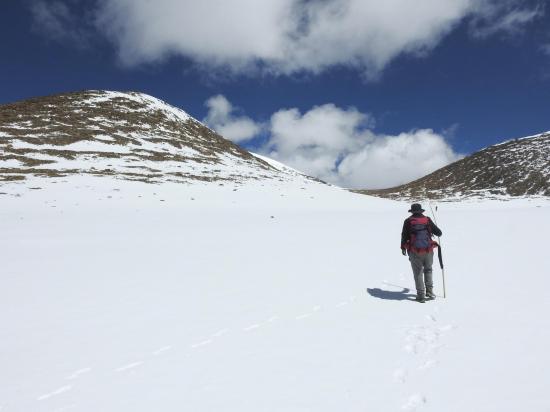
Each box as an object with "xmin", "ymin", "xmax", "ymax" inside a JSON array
[
  {"xmin": 415, "ymin": 294, "xmax": 426, "ymax": 303},
  {"xmin": 426, "ymin": 288, "xmax": 436, "ymax": 300}
]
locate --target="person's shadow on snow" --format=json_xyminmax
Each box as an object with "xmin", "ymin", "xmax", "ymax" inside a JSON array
[{"xmin": 366, "ymin": 287, "xmax": 416, "ymax": 301}]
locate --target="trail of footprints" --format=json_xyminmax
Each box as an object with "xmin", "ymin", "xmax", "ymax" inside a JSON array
[
  {"xmin": 34, "ymin": 295, "xmax": 359, "ymax": 407},
  {"xmin": 395, "ymin": 306, "xmax": 456, "ymax": 411},
  {"xmin": 33, "ymin": 292, "xmax": 454, "ymax": 411}
]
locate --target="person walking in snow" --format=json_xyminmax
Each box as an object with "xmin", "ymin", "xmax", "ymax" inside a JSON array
[{"xmin": 401, "ymin": 203, "xmax": 442, "ymax": 303}]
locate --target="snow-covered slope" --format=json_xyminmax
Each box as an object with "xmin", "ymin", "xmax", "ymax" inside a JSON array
[
  {"xmin": 1, "ymin": 174, "xmax": 549, "ymax": 412},
  {"xmin": 1, "ymin": 91, "xmax": 549, "ymax": 411},
  {"xmin": 0, "ymin": 90, "xmax": 303, "ymax": 184},
  {"xmin": 358, "ymin": 132, "xmax": 550, "ymax": 200}
]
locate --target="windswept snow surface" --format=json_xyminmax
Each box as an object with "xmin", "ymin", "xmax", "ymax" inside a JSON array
[{"xmin": 1, "ymin": 176, "xmax": 549, "ymax": 411}]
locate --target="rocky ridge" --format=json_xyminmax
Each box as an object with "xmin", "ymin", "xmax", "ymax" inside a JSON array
[
  {"xmin": 0, "ymin": 90, "xmax": 297, "ymax": 185},
  {"xmin": 355, "ymin": 132, "xmax": 550, "ymax": 200}
]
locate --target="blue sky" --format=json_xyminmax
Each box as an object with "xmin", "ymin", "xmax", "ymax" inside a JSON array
[{"xmin": 1, "ymin": 0, "xmax": 549, "ymax": 188}]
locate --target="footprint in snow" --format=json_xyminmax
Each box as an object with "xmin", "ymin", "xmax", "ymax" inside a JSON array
[
  {"xmin": 393, "ymin": 368, "xmax": 408, "ymax": 383},
  {"xmin": 295, "ymin": 313, "xmax": 312, "ymax": 320},
  {"xmin": 402, "ymin": 394, "xmax": 427, "ymax": 411},
  {"xmin": 439, "ymin": 324, "xmax": 455, "ymax": 332},
  {"xmin": 418, "ymin": 359, "xmax": 438, "ymax": 370},
  {"xmin": 211, "ymin": 328, "xmax": 229, "ymax": 338},
  {"xmin": 114, "ymin": 362, "xmax": 143, "ymax": 372},
  {"xmin": 152, "ymin": 346, "xmax": 172, "ymax": 356},
  {"xmin": 190, "ymin": 340, "xmax": 213, "ymax": 349},
  {"xmin": 37, "ymin": 385, "xmax": 72, "ymax": 401},
  {"xmin": 65, "ymin": 367, "xmax": 92, "ymax": 380},
  {"xmin": 404, "ymin": 326, "xmax": 441, "ymax": 355}
]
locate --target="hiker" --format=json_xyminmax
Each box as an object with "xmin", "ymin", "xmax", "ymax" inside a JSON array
[{"xmin": 401, "ymin": 203, "xmax": 442, "ymax": 303}]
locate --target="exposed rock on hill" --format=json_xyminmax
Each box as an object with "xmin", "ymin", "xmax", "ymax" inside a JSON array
[{"xmin": 0, "ymin": 90, "xmax": 286, "ymax": 184}]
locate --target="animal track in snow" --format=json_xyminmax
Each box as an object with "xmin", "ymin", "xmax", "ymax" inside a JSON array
[
  {"xmin": 335, "ymin": 301, "xmax": 348, "ymax": 308},
  {"xmin": 37, "ymin": 385, "xmax": 72, "ymax": 401},
  {"xmin": 152, "ymin": 346, "xmax": 172, "ymax": 356},
  {"xmin": 114, "ymin": 361, "xmax": 143, "ymax": 372},
  {"xmin": 211, "ymin": 328, "xmax": 229, "ymax": 338},
  {"xmin": 190, "ymin": 339, "xmax": 213, "ymax": 348},
  {"xmin": 295, "ymin": 313, "xmax": 312, "ymax": 320},
  {"xmin": 65, "ymin": 367, "xmax": 91, "ymax": 380}
]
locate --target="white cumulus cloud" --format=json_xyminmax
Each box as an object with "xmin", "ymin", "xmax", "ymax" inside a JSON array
[
  {"xmin": 337, "ymin": 129, "xmax": 461, "ymax": 189},
  {"xmin": 204, "ymin": 95, "xmax": 262, "ymax": 143},
  {"xmin": 205, "ymin": 95, "xmax": 462, "ymax": 189},
  {"xmin": 89, "ymin": 0, "xmax": 542, "ymax": 78},
  {"xmin": 267, "ymin": 104, "xmax": 373, "ymax": 182}
]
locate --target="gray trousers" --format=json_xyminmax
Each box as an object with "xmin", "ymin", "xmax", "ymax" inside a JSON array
[{"xmin": 409, "ymin": 251, "xmax": 434, "ymax": 295}]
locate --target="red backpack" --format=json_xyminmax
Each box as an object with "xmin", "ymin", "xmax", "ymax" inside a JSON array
[{"xmin": 408, "ymin": 216, "xmax": 437, "ymax": 253}]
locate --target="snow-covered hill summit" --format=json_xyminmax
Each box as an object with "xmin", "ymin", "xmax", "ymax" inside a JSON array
[
  {"xmin": 357, "ymin": 132, "xmax": 550, "ymax": 200},
  {"xmin": 0, "ymin": 90, "xmax": 303, "ymax": 185}
]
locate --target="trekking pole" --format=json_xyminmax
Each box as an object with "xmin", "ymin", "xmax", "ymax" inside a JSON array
[
  {"xmin": 437, "ymin": 242, "xmax": 446, "ymax": 299},
  {"xmin": 429, "ymin": 202, "xmax": 447, "ymax": 298}
]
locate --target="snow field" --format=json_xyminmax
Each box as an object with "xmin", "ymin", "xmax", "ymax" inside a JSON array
[{"xmin": 0, "ymin": 176, "xmax": 549, "ymax": 411}]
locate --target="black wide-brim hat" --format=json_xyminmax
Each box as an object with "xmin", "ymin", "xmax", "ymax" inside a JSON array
[{"xmin": 408, "ymin": 203, "xmax": 425, "ymax": 213}]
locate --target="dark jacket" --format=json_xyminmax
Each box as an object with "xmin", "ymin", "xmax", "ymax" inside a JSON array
[{"xmin": 401, "ymin": 213, "xmax": 442, "ymax": 249}]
